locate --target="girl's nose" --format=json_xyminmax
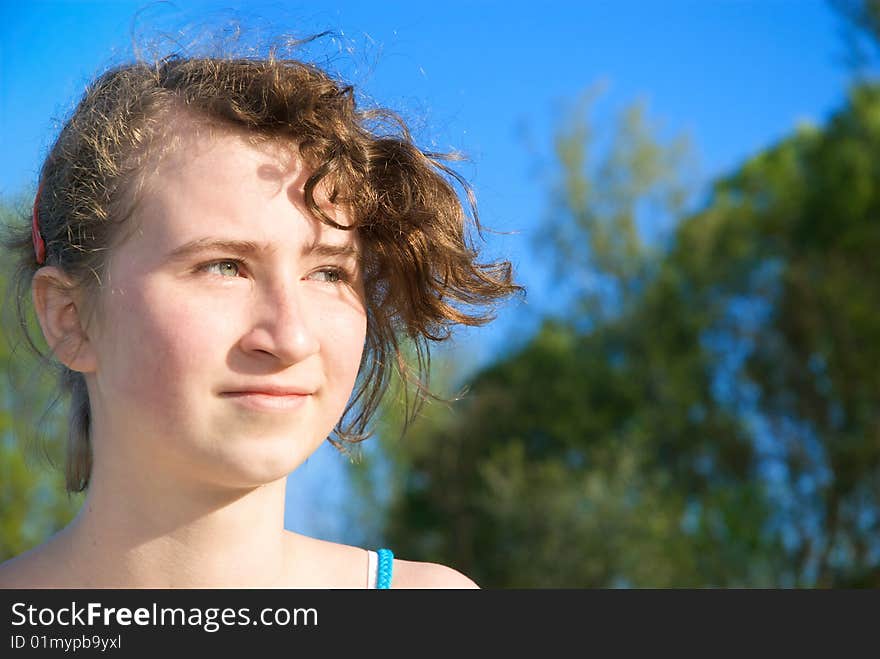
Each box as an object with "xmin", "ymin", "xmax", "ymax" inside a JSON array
[{"xmin": 238, "ymin": 285, "xmax": 320, "ymax": 365}]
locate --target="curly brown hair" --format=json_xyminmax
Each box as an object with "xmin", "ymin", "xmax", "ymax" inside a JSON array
[{"xmin": 3, "ymin": 52, "xmax": 523, "ymax": 493}]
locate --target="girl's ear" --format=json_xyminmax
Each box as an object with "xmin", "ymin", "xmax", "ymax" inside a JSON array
[{"xmin": 32, "ymin": 267, "xmax": 97, "ymax": 374}]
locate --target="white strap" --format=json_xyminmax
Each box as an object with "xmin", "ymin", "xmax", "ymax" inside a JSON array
[{"xmin": 366, "ymin": 549, "xmax": 378, "ymax": 589}]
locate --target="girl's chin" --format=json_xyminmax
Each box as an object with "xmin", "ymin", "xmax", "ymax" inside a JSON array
[{"xmin": 211, "ymin": 442, "xmax": 317, "ymax": 487}]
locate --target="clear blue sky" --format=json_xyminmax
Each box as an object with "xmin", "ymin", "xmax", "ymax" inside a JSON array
[{"xmin": 0, "ymin": 0, "xmax": 853, "ymax": 542}]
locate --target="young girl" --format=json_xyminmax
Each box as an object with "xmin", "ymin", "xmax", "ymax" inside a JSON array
[{"xmin": 0, "ymin": 51, "xmax": 520, "ymax": 588}]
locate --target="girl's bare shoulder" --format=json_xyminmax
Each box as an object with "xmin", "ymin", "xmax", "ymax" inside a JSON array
[
  {"xmin": 283, "ymin": 532, "xmax": 479, "ymax": 589},
  {"xmin": 390, "ymin": 558, "xmax": 480, "ymax": 589},
  {"xmin": 0, "ymin": 554, "xmax": 28, "ymax": 588},
  {"xmin": 0, "ymin": 541, "xmax": 65, "ymax": 589}
]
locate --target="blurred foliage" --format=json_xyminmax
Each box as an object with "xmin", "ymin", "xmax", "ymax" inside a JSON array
[
  {"xmin": 830, "ymin": 0, "xmax": 880, "ymax": 75},
  {"xmin": 0, "ymin": 196, "xmax": 82, "ymax": 562},
  {"xmin": 358, "ymin": 82, "xmax": 880, "ymax": 587}
]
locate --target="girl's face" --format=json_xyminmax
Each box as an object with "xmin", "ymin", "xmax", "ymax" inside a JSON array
[{"xmin": 84, "ymin": 128, "xmax": 368, "ymax": 489}]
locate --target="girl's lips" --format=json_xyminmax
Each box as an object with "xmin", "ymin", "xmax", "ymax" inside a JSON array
[{"xmin": 220, "ymin": 391, "xmax": 311, "ymax": 412}]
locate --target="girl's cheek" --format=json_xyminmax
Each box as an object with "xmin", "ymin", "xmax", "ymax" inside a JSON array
[
  {"xmin": 107, "ymin": 292, "xmax": 210, "ymax": 386},
  {"xmin": 332, "ymin": 313, "xmax": 367, "ymax": 386}
]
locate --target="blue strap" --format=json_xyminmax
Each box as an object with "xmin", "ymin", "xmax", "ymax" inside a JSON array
[{"xmin": 376, "ymin": 548, "xmax": 394, "ymax": 589}]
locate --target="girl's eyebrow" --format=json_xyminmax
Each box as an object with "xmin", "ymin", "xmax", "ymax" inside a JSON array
[
  {"xmin": 306, "ymin": 240, "xmax": 363, "ymax": 264},
  {"xmin": 165, "ymin": 238, "xmax": 362, "ymax": 263}
]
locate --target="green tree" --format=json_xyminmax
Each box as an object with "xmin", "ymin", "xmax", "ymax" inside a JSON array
[
  {"xmin": 830, "ymin": 0, "xmax": 880, "ymax": 74},
  {"xmin": 361, "ymin": 84, "xmax": 880, "ymax": 587},
  {"xmin": 355, "ymin": 92, "xmax": 774, "ymax": 587},
  {"xmin": 702, "ymin": 85, "xmax": 880, "ymax": 586}
]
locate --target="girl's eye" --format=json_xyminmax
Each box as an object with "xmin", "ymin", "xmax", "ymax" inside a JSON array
[
  {"xmin": 198, "ymin": 261, "xmax": 353, "ymax": 284},
  {"xmin": 311, "ymin": 267, "xmax": 349, "ymax": 285},
  {"xmin": 202, "ymin": 260, "xmax": 242, "ymax": 277}
]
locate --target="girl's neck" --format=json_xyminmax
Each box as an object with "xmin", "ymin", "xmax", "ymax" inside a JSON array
[{"xmin": 57, "ymin": 463, "xmax": 291, "ymax": 588}]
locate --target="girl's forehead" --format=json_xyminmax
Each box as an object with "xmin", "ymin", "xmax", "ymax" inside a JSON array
[
  {"xmin": 122, "ymin": 127, "xmax": 360, "ymax": 258},
  {"xmin": 155, "ymin": 124, "xmax": 303, "ymax": 185}
]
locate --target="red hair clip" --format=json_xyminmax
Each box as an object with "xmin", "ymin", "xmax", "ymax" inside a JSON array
[{"xmin": 32, "ymin": 183, "xmax": 46, "ymax": 265}]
